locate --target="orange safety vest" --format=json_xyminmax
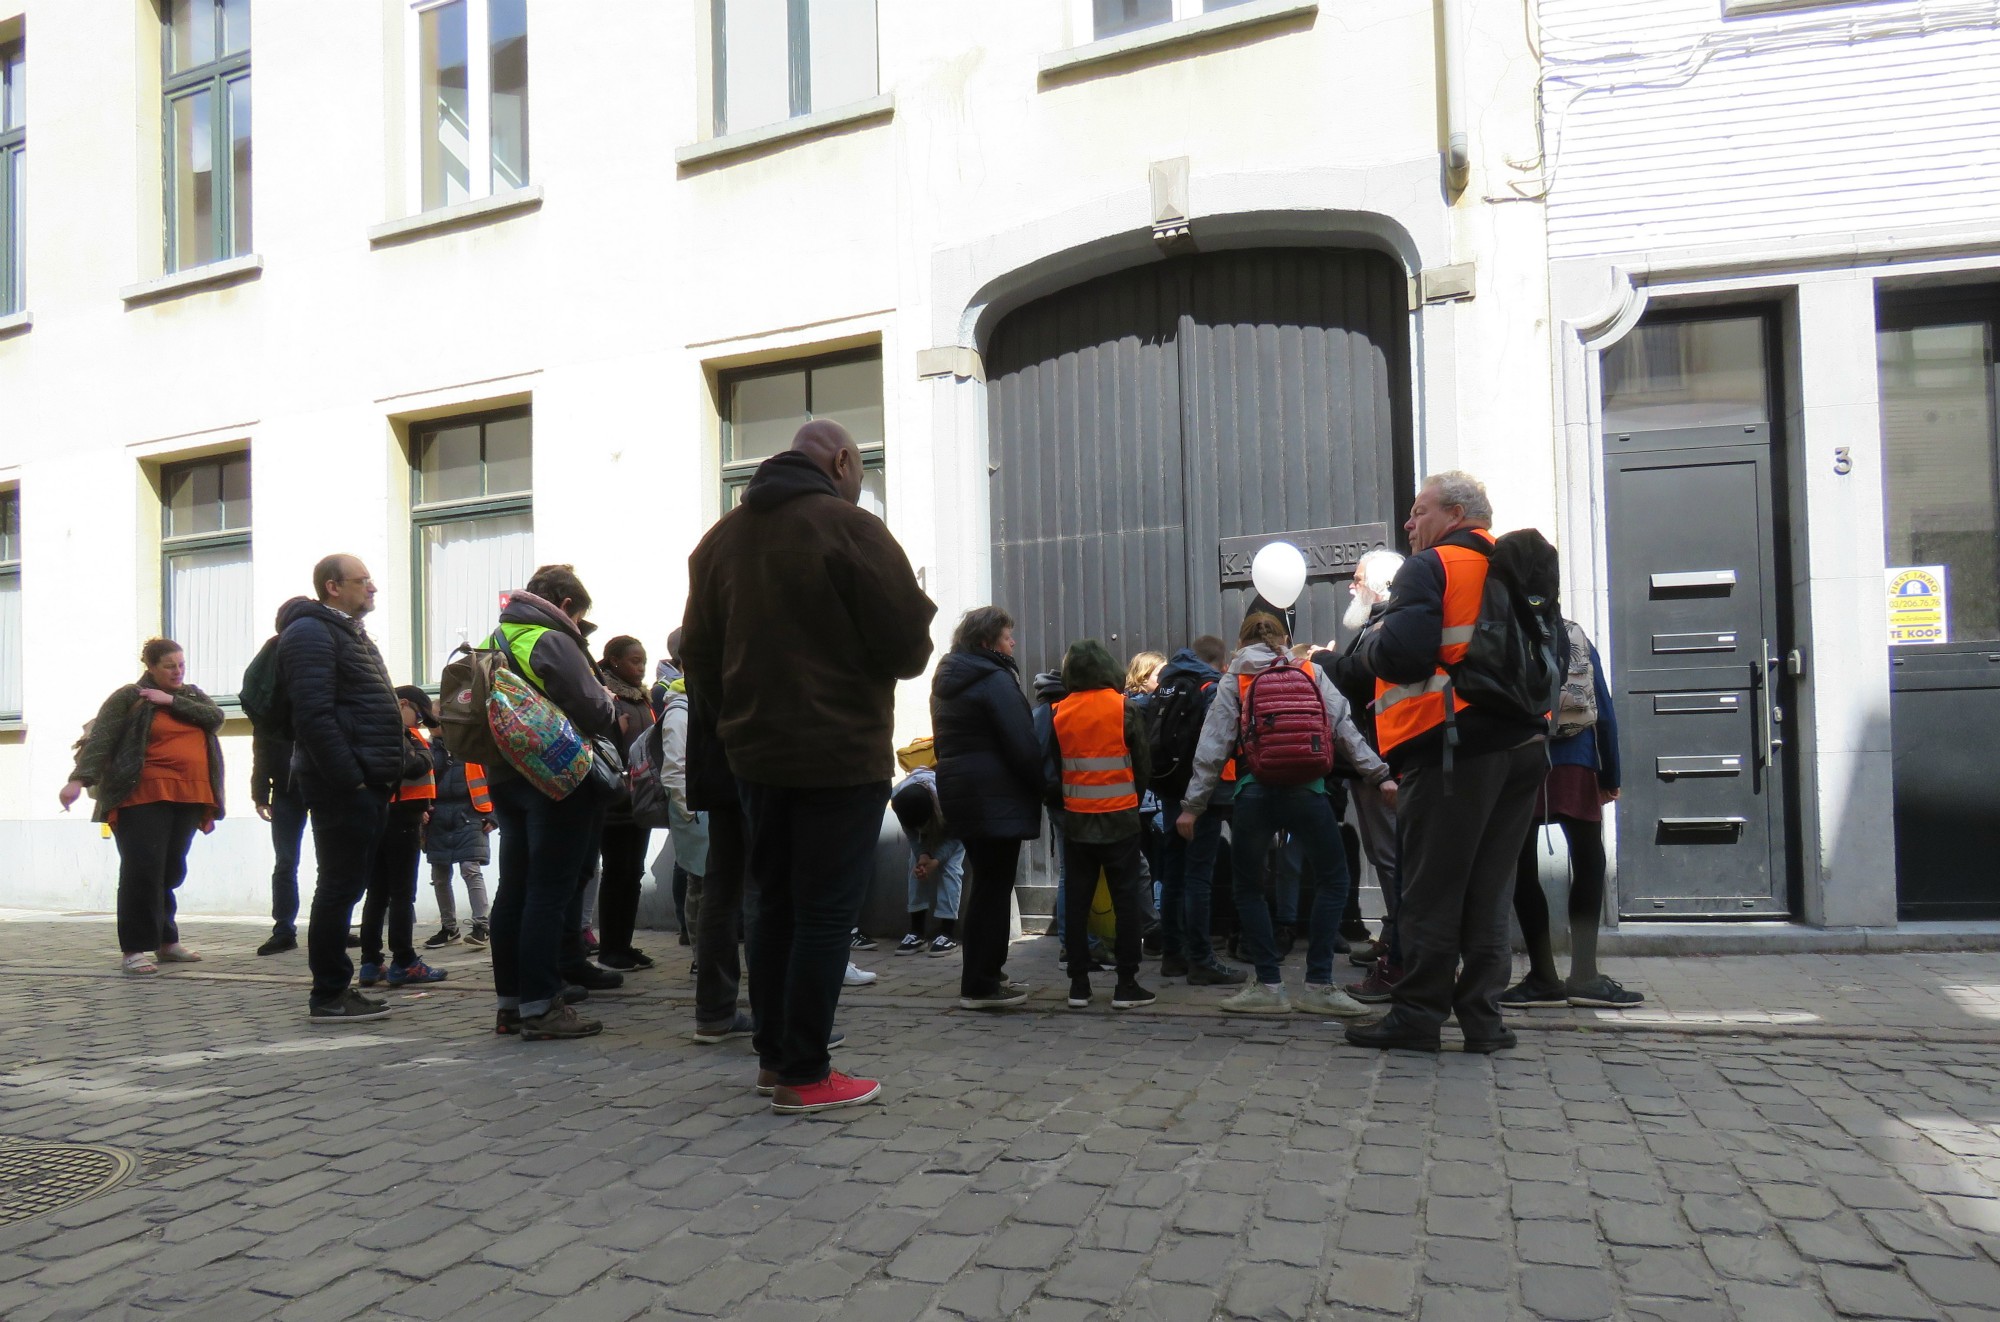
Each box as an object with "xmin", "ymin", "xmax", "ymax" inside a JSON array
[
  {"xmin": 1236, "ymin": 657, "xmax": 1317, "ymax": 704},
  {"xmin": 395, "ymin": 727, "xmax": 438, "ymax": 803},
  {"xmin": 1052, "ymin": 689, "xmax": 1139, "ymax": 814},
  {"xmin": 1372, "ymin": 532, "xmax": 1493, "ymax": 754},
  {"xmin": 464, "ymin": 761, "xmax": 492, "ymax": 813}
]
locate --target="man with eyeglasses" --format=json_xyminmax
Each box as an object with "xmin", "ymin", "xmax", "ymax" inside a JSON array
[{"xmin": 279, "ymin": 554, "xmax": 408, "ymax": 1025}]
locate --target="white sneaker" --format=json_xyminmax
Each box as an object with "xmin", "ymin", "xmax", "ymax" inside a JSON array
[
  {"xmin": 121, "ymin": 952, "xmax": 157, "ymax": 976},
  {"xmin": 1296, "ymin": 983, "xmax": 1372, "ymax": 1018},
  {"xmin": 843, "ymin": 962, "xmax": 877, "ymax": 987},
  {"xmin": 1219, "ymin": 983, "xmax": 1291, "ymax": 1015}
]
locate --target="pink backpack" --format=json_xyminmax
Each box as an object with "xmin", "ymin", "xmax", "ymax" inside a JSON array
[{"xmin": 1237, "ymin": 658, "xmax": 1334, "ymax": 786}]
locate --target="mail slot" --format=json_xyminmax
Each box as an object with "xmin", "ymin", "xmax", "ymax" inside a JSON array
[
  {"xmin": 1658, "ymin": 816, "xmax": 1748, "ymax": 835},
  {"xmin": 1650, "ymin": 569, "xmax": 1738, "ymax": 591},
  {"xmin": 1653, "ymin": 632, "xmax": 1738, "ymax": 654},
  {"xmin": 1656, "ymin": 754, "xmax": 1743, "ymax": 778},
  {"xmin": 1654, "ymin": 692, "xmax": 1744, "ymax": 715}
]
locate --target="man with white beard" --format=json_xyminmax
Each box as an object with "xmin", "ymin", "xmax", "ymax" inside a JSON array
[{"xmin": 1316, "ymin": 550, "xmax": 1407, "ymax": 1001}]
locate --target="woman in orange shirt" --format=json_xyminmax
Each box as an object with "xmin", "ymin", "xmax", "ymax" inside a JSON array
[{"xmin": 60, "ymin": 638, "xmax": 226, "ymax": 975}]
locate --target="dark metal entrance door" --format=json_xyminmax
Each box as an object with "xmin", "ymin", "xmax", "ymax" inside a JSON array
[
  {"xmin": 987, "ymin": 248, "xmax": 1411, "ymax": 679},
  {"xmin": 1601, "ymin": 313, "xmax": 1798, "ymax": 917},
  {"xmin": 1878, "ymin": 289, "xmax": 2000, "ymax": 919}
]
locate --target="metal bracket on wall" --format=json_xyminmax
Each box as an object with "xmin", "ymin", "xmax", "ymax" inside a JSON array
[{"xmin": 1151, "ymin": 157, "xmax": 1194, "ymax": 254}]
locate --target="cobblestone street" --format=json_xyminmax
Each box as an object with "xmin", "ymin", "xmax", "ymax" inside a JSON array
[{"xmin": 0, "ymin": 915, "xmax": 1996, "ymax": 1321}]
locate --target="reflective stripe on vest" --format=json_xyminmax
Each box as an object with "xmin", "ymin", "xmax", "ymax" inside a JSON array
[
  {"xmin": 464, "ymin": 762, "xmax": 492, "ymax": 813},
  {"xmin": 1372, "ymin": 534, "xmax": 1493, "ymax": 754},
  {"xmin": 1052, "ymin": 689, "xmax": 1138, "ymax": 814},
  {"xmin": 396, "ymin": 727, "xmax": 438, "ymax": 803}
]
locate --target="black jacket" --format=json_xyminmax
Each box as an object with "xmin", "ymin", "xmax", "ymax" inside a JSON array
[
  {"xmin": 683, "ymin": 685, "xmax": 739, "ymax": 815},
  {"xmin": 930, "ymin": 647, "xmax": 1043, "ymax": 842},
  {"xmin": 1352, "ymin": 527, "xmax": 1545, "ymax": 773},
  {"xmin": 249, "ymin": 731, "xmax": 295, "ymax": 808},
  {"xmin": 277, "ymin": 599, "xmax": 405, "ymax": 790}
]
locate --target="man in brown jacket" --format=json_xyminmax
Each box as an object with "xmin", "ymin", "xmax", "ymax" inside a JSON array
[{"xmin": 682, "ymin": 420, "xmax": 936, "ymax": 1114}]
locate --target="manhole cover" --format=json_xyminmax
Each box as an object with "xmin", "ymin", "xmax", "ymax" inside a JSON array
[{"xmin": 0, "ymin": 1143, "xmax": 137, "ymax": 1224}]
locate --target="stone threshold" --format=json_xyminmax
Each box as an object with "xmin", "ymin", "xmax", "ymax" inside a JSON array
[{"xmin": 1600, "ymin": 920, "xmax": 2000, "ymax": 956}]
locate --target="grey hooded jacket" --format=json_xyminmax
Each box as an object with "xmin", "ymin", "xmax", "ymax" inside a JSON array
[{"xmin": 1181, "ymin": 643, "xmax": 1389, "ymax": 817}]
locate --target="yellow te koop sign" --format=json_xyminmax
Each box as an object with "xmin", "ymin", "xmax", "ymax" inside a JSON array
[{"xmin": 1886, "ymin": 566, "xmax": 1948, "ymax": 646}]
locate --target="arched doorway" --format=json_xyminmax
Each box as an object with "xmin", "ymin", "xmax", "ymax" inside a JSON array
[{"xmin": 985, "ymin": 247, "xmax": 1414, "ymax": 676}]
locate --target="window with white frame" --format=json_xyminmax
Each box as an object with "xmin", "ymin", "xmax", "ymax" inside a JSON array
[
  {"xmin": 2, "ymin": 38, "xmax": 24, "ymax": 315},
  {"xmin": 1088, "ymin": 0, "xmax": 1256, "ymax": 40},
  {"xmin": 710, "ymin": 0, "xmax": 879, "ymax": 139},
  {"xmin": 0, "ymin": 489, "xmax": 21, "ymax": 718},
  {"xmin": 162, "ymin": 0, "xmax": 251, "ymax": 273},
  {"xmin": 721, "ymin": 351, "xmax": 885, "ymax": 517},
  {"xmin": 160, "ymin": 454, "xmax": 255, "ymax": 698},
  {"xmin": 411, "ymin": 409, "xmax": 534, "ymax": 682},
  {"xmin": 413, "ymin": 0, "xmax": 530, "ymax": 212}
]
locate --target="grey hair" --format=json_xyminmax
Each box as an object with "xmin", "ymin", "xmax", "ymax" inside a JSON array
[{"xmin": 1423, "ymin": 470, "xmax": 1493, "ymax": 525}]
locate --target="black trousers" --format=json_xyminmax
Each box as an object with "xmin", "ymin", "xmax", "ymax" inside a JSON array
[
  {"xmin": 1061, "ymin": 833, "xmax": 1145, "ymax": 981},
  {"xmin": 1389, "ymin": 741, "xmax": 1546, "ymax": 1036},
  {"xmin": 597, "ymin": 822, "xmax": 652, "ymax": 957},
  {"xmin": 959, "ymin": 837, "xmax": 1023, "ymax": 998},
  {"xmin": 694, "ymin": 803, "xmax": 748, "ymax": 1029},
  {"xmin": 268, "ymin": 784, "xmax": 307, "ymax": 936},
  {"xmin": 301, "ymin": 776, "xmax": 393, "ymax": 1004},
  {"xmin": 112, "ymin": 801, "xmax": 203, "ymax": 955},
  {"xmin": 360, "ymin": 802, "xmax": 425, "ymax": 966}
]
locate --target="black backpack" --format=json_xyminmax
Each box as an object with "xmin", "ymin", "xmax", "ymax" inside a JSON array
[
  {"xmin": 239, "ymin": 634, "xmax": 292, "ymax": 740},
  {"xmin": 1444, "ymin": 529, "xmax": 1564, "ymax": 769},
  {"xmin": 1144, "ymin": 673, "xmax": 1214, "ymax": 797}
]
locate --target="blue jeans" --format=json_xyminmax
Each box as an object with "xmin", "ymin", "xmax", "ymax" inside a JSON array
[
  {"xmin": 1229, "ymin": 782, "xmax": 1351, "ymax": 985},
  {"xmin": 739, "ymin": 779, "xmax": 890, "ymax": 1088},
  {"xmin": 1274, "ymin": 834, "xmax": 1303, "ymax": 926},
  {"xmin": 907, "ymin": 837, "xmax": 964, "ymax": 919},
  {"xmin": 1160, "ymin": 794, "xmax": 1226, "ymax": 966},
  {"xmin": 490, "ymin": 776, "xmax": 606, "ymax": 1016},
  {"xmin": 268, "ymin": 784, "xmax": 307, "ymax": 936}
]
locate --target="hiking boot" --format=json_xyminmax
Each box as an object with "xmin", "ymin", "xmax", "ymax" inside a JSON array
[
  {"xmin": 1067, "ymin": 977, "xmax": 1092, "ymax": 1010},
  {"xmin": 894, "ymin": 934, "xmax": 925, "ymax": 955},
  {"xmin": 1219, "ymin": 983, "xmax": 1292, "ymax": 1015},
  {"xmin": 926, "ymin": 935, "xmax": 960, "ymax": 958},
  {"xmin": 121, "ymin": 952, "xmax": 157, "ymax": 976},
  {"xmin": 843, "ymin": 962, "xmax": 877, "ymax": 987},
  {"xmin": 1498, "ymin": 976, "xmax": 1569, "ymax": 1010},
  {"xmin": 1463, "ymin": 1028, "xmax": 1519, "ymax": 1054},
  {"xmin": 693, "ymin": 1011, "xmax": 754, "ymax": 1044},
  {"xmin": 960, "ymin": 986, "xmax": 1030, "ymax": 1011},
  {"xmin": 1187, "ymin": 961, "xmax": 1247, "ymax": 987},
  {"xmin": 1159, "ymin": 954, "xmax": 1190, "ymax": 979},
  {"xmin": 561, "ymin": 962, "xmax": 625, "ymax": 992},
  {"xmin": 850, "ymin": 930, "xmax": 877, "ymax": 951},
  {"xmin": 1112, "ymin": 980, "xmax": 1156, "ymax": 1010},
  {"xmin": 1349, "ymin": 939, "xmax": 1390, "ymax": 968},
  {"xmin": 462, "ymin": 922, "xmax": 490, "ymax": 950},
  {"xmin": 495, "ymin": 1008, "xmax": 520, "ymax": 1035},
  {"xmin": 1343, "ymin": 1009, "xmax": 1441, "ymax": 1053},
  {"xmin": 1296, "ymin": 984, "xmax": 1372, "ymax": 1019},
  {"xmin": 256, "ymin": 931, "xmax": 297, "ymax": 957},
  {"xmin": 422, "ymin": 925, "xmax": 461, "ymax": 950},
  {"xmin": 157, "ymin": 943, "xmax": 201, "ymax": 963},
  {"xmin": 357, "ymin": 962, "xmax": 383, "ymax": 988},
  {"xmin": 309, "ymin": 989, "xmax": 391, "ymax": 1026},
  {"xmin": 521, "ymin": 1003, "xmax": 602, "ymax": 1041},
  {"xmin": 771, "ymin": 1070, "xmax": 881, "ymax": 1115},
  {"xmin": 386, "ymin": 958, "xmax": 447, "ymax": 986},
  {"xmin": 1345, "ymin": 962, "xmax": 1403, "ymax": 1004},
  {"xmin": 1566, "ymin": 976, "xmax": 1644, "ymax": 1009}
]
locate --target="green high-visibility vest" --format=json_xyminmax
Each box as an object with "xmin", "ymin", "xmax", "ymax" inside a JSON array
[{"xmin": 493, "ymin": 623, "xmax": 550, "ymax": 693}]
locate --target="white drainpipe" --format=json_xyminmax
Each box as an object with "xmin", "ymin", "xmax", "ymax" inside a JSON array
[{"xmin": 1441, "ymin": 0, "xmax": 1471, "ymax": 196}]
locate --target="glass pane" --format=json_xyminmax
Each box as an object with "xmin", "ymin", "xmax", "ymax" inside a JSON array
[
  {"xmin": 727, "ymin": 370, "xmax": 808, "ymax": 462},
  {"xmin": 483, "ymin": 414, "xmax": 532, "ymax": 496},
  {"xmin": 0, "ymin": 570, "xmax": 20, "ymax": 715},
  {"xmin": 721, "ymin": 0, "xmax": 792, "ymax": 136},
  {"xmin": 219, "ymin": 454, "xmax": 250, "ymax": 530},
  {"xmin": 0, "ymin": 491, "xmax": 18, "ymax": 562},
  {"xmin": 166, "ymin": 544, "xmax": 255, "ymax": 695},
  {"xmin": 3, "ymin": 146, "xmax": 20, "ymax": 315},
  {"xmin": 169, "ymin": 0, "xmax": 218, "ymax": 73},
  {"xmin": 164, "ymin": 462, "xmax": 224, "ymax": 537},
  {"xmin": 489, "ymin": 0, "xmax": 530, "ymax": 190},
  {"xmin": 1204, "ymin": 0, "xmax": 1257, "ymax": 8},
  {"xmin": 221, "ymin": 0, "xmax": 251, "ymax": 56},
  {"xmin": 1879, "ymin": 320, "xmax": 2000, "ymax": 644},
  {"xmin": 809, "ymin": 357, "xmax": 884, "ymax": 446},
  {"xmin": 808, "ymin": 0, "xmax": 877, "ymax": 115},
  {"xmin": 1601, "ymin": 317, "xmax": 1769, "ymax": 433},
  {"xmin": 228, "ymin": 77, "xmax": 251, "ymax": 256},
  {"xmin": 421, "ymin": 1, "xmax": 472, "ymax": 211},
  {"xmin": 4, "ymin": 43, "xmax": 24, "ymax": 130},
  {"xmin": 421, "ymin": 510, "xmax": 535, "ymax": 680},
  {"xmin": 1094, "ymin": 0, "xmax": 1174, "ymax": 39},
  {"xmin": 418, "ymin": 423, "xmax": 483, "ymax": 504},
  {"xmin": 859, "ymin": 464, "xmax": 887, "ymax": 521},
  {"xmin": 171, "ymin": 90, "xmax": 216, "ymax": 272}
]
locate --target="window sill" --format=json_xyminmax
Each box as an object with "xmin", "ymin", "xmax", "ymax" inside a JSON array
[
  {"xmin": 0, "ymin": 718, "xmax": 22, "ymax": 733},
  {"xmin": 120, "ymin": 254, "xmax": 264, "ymax": 308},
  {"xmin": 0, "ymin": 310, "xmax": 29, "ymax": 339},
  {"xmin": 368, "ymin": 185, "xmax": 545, "ymax": 248},
  {"xmin": 1723, "ymin": 0, "xmax": 1865, "ymax": 13},
  {"xmin": 675, "ymin": 94, "xmax": 895, "ymax": 169},
  {"xmin": 1039, "ymin": 0, "xmax": 1318, "ymax": 79}
]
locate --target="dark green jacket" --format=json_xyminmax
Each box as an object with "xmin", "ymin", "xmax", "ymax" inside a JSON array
[{"xmin": 69, "ymin": 683, "xmax": 227, "ymax": 824}]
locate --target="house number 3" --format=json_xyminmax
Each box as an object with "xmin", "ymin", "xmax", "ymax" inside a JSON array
[{"xmin": 1833, "ymin": 447, "xmax": 1854, "ymax": 475}]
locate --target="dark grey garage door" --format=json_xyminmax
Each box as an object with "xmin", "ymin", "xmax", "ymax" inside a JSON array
[{"xmin": 986, "ymin": 249, "xmax": 1413, "ymax": 678}]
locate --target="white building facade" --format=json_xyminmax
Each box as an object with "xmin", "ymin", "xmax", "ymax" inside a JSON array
[
  {"xmin": 0, "ymin": 0, "xmax": 1556, "ymax": 922},
  {"xmin": 1541, "ymin": 0, "xmax": 2000, "ymax": 936}
]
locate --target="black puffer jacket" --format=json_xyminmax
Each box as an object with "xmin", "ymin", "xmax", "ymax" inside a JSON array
[
  {"xmin": 277, "ymin": 599, "xmax": 405, "ymax": 790},
  {"xmin": 930, "ymin": 647, "xmax": 1043, "ymax": 842}
]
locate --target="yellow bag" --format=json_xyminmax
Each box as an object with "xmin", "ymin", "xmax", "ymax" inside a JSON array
[
  {"xmin": 1088, "ymin": 869, "xmax": 1117, "ymax": 941},
  {"xmin": 896, "ymin": 736, "xmax": 937, "ymax": 773}
]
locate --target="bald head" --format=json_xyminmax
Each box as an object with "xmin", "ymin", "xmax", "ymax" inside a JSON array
[{"xmin": 791, "ymin": 420, "xmax": 865, "ymax": 505}]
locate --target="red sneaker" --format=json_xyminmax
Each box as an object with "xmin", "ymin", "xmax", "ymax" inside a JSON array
[
  {"xmin": 1345, "ymin": 961, "xmax": 1404, "ymax": 1005},
  {"xmin": 770, "ymin": 1070, "xmax": 882, "ymax": 1114}
]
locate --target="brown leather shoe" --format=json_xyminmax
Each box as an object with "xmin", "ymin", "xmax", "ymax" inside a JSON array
[{"xmin": 756, "ymin": 1068, "xmax": 778, "ymax": 1097}]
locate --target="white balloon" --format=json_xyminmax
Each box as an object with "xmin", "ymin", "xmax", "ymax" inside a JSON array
[{"xmin": 1250, "ymin": 541, "xmax": 1308, "ymax": 608}]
